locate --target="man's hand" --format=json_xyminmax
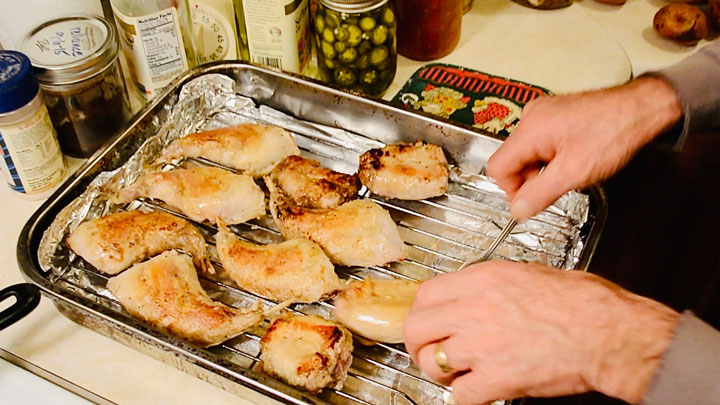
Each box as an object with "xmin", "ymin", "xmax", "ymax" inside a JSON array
[
  {"xmin": 404, "ymin": 261, "xmax": 679, "ymax": 404},
  {"xmin": 486, "ymin": 77, "xmax": 682, "ymax": 220}
]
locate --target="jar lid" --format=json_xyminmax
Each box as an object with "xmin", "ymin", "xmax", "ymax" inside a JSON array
[
  {"xmin": 0, "ymin": 51, "xmax": 39, "ymax": 114},
  {"xmin": 17, "ymin": 15, "xmax": 118, "ymax": 85},
  {"xmin": 320, "ymin": 0, "xmax": 388, "ymax": 13}
]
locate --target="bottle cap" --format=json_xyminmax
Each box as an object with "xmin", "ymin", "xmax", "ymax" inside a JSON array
[
  {"xmin": 17, "ymin": 15, "xmax": 118, "ymax": 86},
  {"xmin": 0, "ymin": 51, "xmax": 39, "ymax": 114},
  {"xmin": 321, "ymin": 0, "xmax": 387, "ymax": 13}
]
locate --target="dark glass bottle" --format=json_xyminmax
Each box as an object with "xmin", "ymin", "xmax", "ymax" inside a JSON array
[{"xmin": 393, "ymin": 0, "xmax": 463, "ymax": 61}]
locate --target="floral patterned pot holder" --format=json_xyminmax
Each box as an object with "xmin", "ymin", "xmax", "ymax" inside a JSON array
[{"xmin": 391, "ymin": 63, "xmax": 551, "ymax": 138}]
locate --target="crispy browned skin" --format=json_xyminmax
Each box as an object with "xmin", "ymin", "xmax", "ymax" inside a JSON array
[
  {"xmin": 67, "ymin": 211, "xmax": 211, "ymax": 275},
  {"xmin": 333, "ymin": 278, "xmax": 420, "ymax": 344},
  {"xmin": 358, "ymin": 141, "xmax": 449, "ymax": 200},
  {"xmin": 268, "ymin": 181, "xmax": 405, "ymax": 267},
  {"xmin": 159, "ymin": 123, "xmax": 300, "ymax": 177},
  {"xmin": 216, "ymin": 226, "xmax": 340, "ymax": 303},
  {"xmin": 265, "ymin": 155, "xmax": 359, "ymax": 209},
  {"xmin": 107, "ymin": 251, "xmax": 263, "ymax": 347},
  {"xmin": 259, "ymin": 314, "xmax": 353, "ymax": 392},
  {"xmin": 116, "ymin": 166, "xmax": 265, "ymax": 225}
]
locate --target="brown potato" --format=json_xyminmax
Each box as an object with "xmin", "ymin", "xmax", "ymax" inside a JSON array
[
  {"xmin": 653, "ymin": 3, "xmax": 708, "ymax": 46},
  {"xmin": 710, "ymin": 0, "xmax": 720, "ymax": 27}
]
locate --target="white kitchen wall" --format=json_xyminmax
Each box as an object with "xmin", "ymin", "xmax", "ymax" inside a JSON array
[{"xmin": 0, "ymin": 0, "xmax": 103, "ymax": 49}]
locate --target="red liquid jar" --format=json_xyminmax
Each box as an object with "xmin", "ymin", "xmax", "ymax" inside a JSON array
[{"xmin": 392, "ymin": 0, "xmax": 463, "ymax": 61}]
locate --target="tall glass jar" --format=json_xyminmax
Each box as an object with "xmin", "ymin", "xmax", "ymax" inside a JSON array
[
  {"xmin": 392, "ymin": 0, "xmax": 462, "ymax": 61},
  {"xmin": 18, "ymin": 15, "xmax": 132, "ymax": 158},
  {"xmin": 109, "ymin": 0, "xmax": 197, "ymax": 102},
  {"xmin": 315, "ymin": 0, "xmax": 397, "ymax": 96}
]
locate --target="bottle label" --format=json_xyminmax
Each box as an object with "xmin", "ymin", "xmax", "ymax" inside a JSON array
[
  {"xmin": 111, "ymin": 5, "xmax": 189, "ymax": 100},
  {"xmin": 190, "ymin": 1, "xmax": 238, "ymax": 63},
  {"xmin": 0, "ymin": 105, "xmax": 66, "ymax": 194},
  {"xmin": 241, "ymin": 0, "xmax": 311, "ymax": 73}
]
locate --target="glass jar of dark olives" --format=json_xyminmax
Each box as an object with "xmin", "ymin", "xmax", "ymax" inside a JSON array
[{"xmin": 315, "ymin": 0, "xmax": 397, "ymax": 96}]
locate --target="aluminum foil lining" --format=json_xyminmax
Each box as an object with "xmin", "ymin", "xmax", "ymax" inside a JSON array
[
  {"xmin": 39, "ymin": 73, "xmax": 589, "ymax": 279},
  {"xmin": 34, "ymin": 73, "xmax": 590, "ymax": 405}
]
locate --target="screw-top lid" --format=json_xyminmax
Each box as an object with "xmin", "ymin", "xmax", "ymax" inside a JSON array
[
  {"xmin": 0, "ymin": 51, "xmax": 39, "ymax": 114},
  {"xmin": 321, "ymin": 0, "xmax": 388, "ymax": 12},
  {"xmin": 17, "ymin": 15, "xmax": 118, "ymax": 85}
]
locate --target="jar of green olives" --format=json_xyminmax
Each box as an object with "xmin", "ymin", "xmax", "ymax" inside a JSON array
[{"xmin": 314, "ymin": 0, "xmax": 397, "ymax": 96}]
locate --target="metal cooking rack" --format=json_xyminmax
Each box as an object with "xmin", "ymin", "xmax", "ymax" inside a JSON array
[{"xmin": 53, "ymin": 114, "xmax": 583, "ymax": 404}]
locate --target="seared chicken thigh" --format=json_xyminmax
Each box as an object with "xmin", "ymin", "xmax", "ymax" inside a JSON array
[
  {"xmin": 333, "ymin": 278, "xmax": 420, "ymax": 344},
  {"xmin": 259, "ymin": 314, "xmax": 353, "ymax": 392},
  {"xmin": 265, "ymin": 155, "xmax": 359, "ymax": 209},
  {"xmin": 158, "ymin": 123, "xmax": 300, "ymax": 177},
  {"xmin": 116, "ymin": 166, "xmax": 265, "ymax": 225},
  {"xmin": 216, "ymin": 226, "xmax": 340, "ymax": 303},
  {"xmin": 67, "ymin": 210, "xmax": 210, "ymax": 275},
  {"xmin": 107, "ymin": 250, "xmax": 263, "ymax": 347},
  {"xmin": 269, "ymin": 182, "xmax": 405, "ymax": 267},
  {"xmin": 358, "ymin": 141, "xmax": 449, "ymax": 200}
]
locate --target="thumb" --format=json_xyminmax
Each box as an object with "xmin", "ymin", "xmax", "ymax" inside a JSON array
[{"xmin": 509, "ymin": 162, "xmax": 569, "ymax": 220}]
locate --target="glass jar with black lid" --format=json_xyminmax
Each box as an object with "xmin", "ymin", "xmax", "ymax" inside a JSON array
[
  {"xmin": 314, "ymin": 0, "xmax": 397, "ymax": 96},
  {"xmin": 18, "ymin": 15, "xmax": 132, "ymax": 158}
]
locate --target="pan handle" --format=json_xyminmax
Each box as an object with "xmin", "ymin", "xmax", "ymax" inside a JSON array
[{"xmin": 0, "ymin": 283, "xmax": 40, "ymax": 331}]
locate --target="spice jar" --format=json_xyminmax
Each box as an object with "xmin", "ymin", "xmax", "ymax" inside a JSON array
[
  {"xmin": 18, "ymin": 15, "xmax": 132, "ymax": 158},
  {"xmin": 0, "ymin": 51, "xmax": 67, "ymax": 199},
  {"xmin": 393, "ymin": 0, "xmax": 463, "ymax": 61},
  {"xmin": 315, "ymin": 0, "xmax": 398, "ymax": 96}
]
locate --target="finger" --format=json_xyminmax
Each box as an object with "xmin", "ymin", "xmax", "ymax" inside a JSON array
[
  {"xmin": 417, "ymin": 336, "xmax": 472, "ymax": 385},
  {"xmin": 486, "ymin": 123, "xmax": 552, "ymax": 196},
  {"xmin": 411, "ymin": 273, "xmax": 462, "ymax": 312},
  {"xmin": 501, "ymin": 163, "xmax": 544, "ymax": 202},
  {"xmin": 509, "ymin": 160, "xmax": 569, "ymax": 220},
  {"xmin": 404, "ymin": 304, "xmax": 463, "ymax": 362},
  {"xmin": 415, "ymin": 340, "xmax": 472, "ymax": 385},
  {"xmin": 412, "ymin": 262, "xmax": 501, "ymax": 312},
  {"xmin": 450, "ymin": 371, "xmax": 514, "ymax": 405}
]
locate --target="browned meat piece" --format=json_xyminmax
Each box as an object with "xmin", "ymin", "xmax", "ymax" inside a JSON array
[
  {"xmin": 358, "ymin": 141, "xmax": 449, "ymax": 200},
  {"xmin": 66, "ymin": 210, "xmax": 211, "ymax": 275},
  {"xmin": 158, "ymin": 123, "xmax": 300, "ymax": 177},
  {"xmin": 107, "ymin": 250, "xmax": 264, "ymax": 347},
  {"xmin": 268, "ymin": 180, "xmax": 405, "ymax": 267},
  {"xmin": 259, "ymin": 314, "xmax": 353, "ymax": 392},
  {"xmin": 265, "ymin": 155, "xmax": 359, "ymax": 209},
  {"xmin": 333, "ymin": 278, "xmax": 420, "ymax": 344},
  {"xmin": 116, "ymin": 166, "xmax": 265, "ymax": 225},
  {"xmin": 216, "ymin": 224, "xmax": 340, "ymax": 303}
]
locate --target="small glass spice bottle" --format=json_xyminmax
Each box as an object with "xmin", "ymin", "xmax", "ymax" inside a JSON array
[
  {"xmin": 18, "ymin": 15, "xmax": 132, "ymax": 158},
  {"xmin": 314, "ymin": 0, "xmax": 398, "ymax": 96},
  {"xmin": 0, "ymin": 51, "xmax": 67, "ymax": 199}
]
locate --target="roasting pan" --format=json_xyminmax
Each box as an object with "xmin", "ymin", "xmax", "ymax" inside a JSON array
[{"xmin": 9, "ymin": 62, "xmax": 607, "ymax": 404}]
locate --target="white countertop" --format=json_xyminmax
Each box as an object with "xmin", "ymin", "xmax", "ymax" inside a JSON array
[{"xmin": 0, "ymin": 1, "xmax": 713, "ymax": 403}]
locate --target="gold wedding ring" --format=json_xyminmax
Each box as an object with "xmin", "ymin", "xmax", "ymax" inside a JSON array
[{"xmin": 434, "ymin": 342, "xmax": 454, "ymax": 374}]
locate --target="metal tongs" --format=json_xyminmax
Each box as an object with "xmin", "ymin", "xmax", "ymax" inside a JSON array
[
  {"xmin": 457, "ymin": 216, "xmax": 518, "ymax": 270},
  {"xmin": 457, "ymin": 166, "xmax": 545, "ymax": 270}
]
